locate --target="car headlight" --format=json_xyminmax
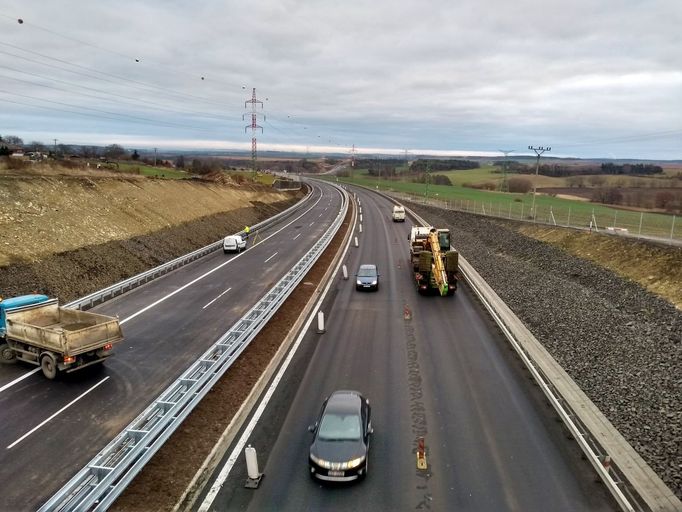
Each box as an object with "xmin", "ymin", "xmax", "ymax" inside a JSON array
[
  {"xmin": 371, "ymin": 280, "xmax": 377, "ymax": 285},
  {"xmin": 356, "ymin": 280, "xmax": 362, "ymax": 285},
  {"xmin": 310, "ymin": 453, "xmax": 332, "ymax": 469},
  {"xmin": 345, "ymin": 456, "xmax": 366, "ymax": 469}
]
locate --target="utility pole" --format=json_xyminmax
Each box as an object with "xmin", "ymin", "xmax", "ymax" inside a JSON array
[
  {"xmin": 153, "ymin": 147, "xmax": 158, "ymax": 166},
  {"xmin": 243, "ymin": 87, "xmax": 264, "ymax": 173},
  {"xmin": 53, "ymin": 138, "xmax": 58, "ymax": 157},
  {"xmin": 350, "ymin": 144, "xmax": 357, "ymax": 178},
  {"xmin": 424, "ymin": 160, "xmax": 431, "ymax": 202},
  {"xmin": 498, "ymin": 149, "xmax": 514, "ymax": 192},
  {"xmin": 528, "ymin": 145, "xmax": 551, "ymax": 219}
]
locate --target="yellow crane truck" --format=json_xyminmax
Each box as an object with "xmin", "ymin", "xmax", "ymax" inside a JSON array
[{"xmin": 409, "ymin": 226, "xmax": 459, "ymax": 296}]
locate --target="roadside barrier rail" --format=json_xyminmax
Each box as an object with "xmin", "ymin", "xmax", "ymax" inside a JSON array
[
  {"xmin": 65, "ymin": 186, "xmax": 313, "ymax": 311},
  {"xmin": 40, "ymin": 184, "xmax": 347, "ymax": 512},
  {"xmin": 406, "ymin": 203, "xmax": 681, "ymax": 512}
]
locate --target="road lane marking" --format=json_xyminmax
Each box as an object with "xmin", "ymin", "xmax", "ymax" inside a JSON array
[
  {"xmin": 7, "ymin": 376, "xmax": 110, "ymax": 449},
  {"xmin": 198, "ymin": 196, "xmax": 354, "ymax": 512},
  {"xmin": 309, "ymin": 221, "xmax": 315, "ymax": 227},
  {"xmin": 0, "ymin": 368, "xmax": 41, "ymax": 394},
  {"xmin": 120, "ymin": 188, "xmax": 327, "ymax": 326},
  {"xmin": 293, "ymin": 233, "xmax": 301, "ymax": 240},
  {"xmin": 264, "ymin": 252, "xmax": 278, "ymax": 263},
  {"xmin": 202, "ymin": 287, "xmax": 232, "ymax": 309}
]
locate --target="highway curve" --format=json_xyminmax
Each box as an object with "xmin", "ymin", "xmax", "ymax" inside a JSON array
[
  {"xmin": 198, "ymin": 184, "xmax": 617, "ymax": 511},
  {"xmin": 0, "ymin": 180, "xmax": 343, "ymax": 511}
]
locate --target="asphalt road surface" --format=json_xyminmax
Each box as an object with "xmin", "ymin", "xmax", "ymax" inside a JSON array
[
  {"xmin": 0, "ymin": 180, "xmax": 344, "ymax": 511},
  {"xmin": 198, "ymin": 184, "xmax": 616, "ymax": 512}
]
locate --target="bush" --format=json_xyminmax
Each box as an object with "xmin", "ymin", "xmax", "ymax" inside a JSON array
[
  {"xmin": 5, "ymin": 157, "xmax": 29, "ymax": 170},
  {"xmin": 507, "ymin": 177, "xmax": 532, "ymax": 193},
  {"xmin": 591, "ymin": 187, "xmax": 623, "ymax": 205}
]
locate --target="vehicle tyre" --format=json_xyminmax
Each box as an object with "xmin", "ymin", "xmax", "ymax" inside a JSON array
[
  {"xmin": 40, "ymin": 354, "xmax": 58, "ymax": 380},
  {"xmin": 223, "ymin": 249, "xmax": 228, "ymax": 254},
  {"xmin": 0, "ymin": 342, "xmax": 17, "ymax": 364},
  {"xmin": 360, "ymin": 459, "xmax": 368, "ymax": 481}
]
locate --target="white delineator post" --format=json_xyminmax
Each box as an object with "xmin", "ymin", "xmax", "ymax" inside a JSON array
[
  {"xmin": 354, "ymin": 237, "xmax": 359, "ymax": 247},
  {"xmin": 243, "ymin": 445, "xmax": 263, "ymax": 488},
  {"xmin": 342, "ymin": 265, "xmax": 348, "ymax": 280},
  {"xmin": 317, "ymin": 311, "xmax": 325, "ymax": 333},
  {"xmin": 359, "ymin": 224, "xmax": 363, "ymax": 233}
]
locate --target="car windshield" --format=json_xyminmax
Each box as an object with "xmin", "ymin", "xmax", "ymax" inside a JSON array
[
  {"xmin": 317, "ymin": 413, "xmax": 362, "ymax": 441},
  {"xmin": 358, "ymin": 267, "xmax": 376, "ymax": 277}
]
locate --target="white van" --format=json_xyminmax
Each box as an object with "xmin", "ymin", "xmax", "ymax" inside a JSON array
[
  {"xmin": 223, "ymin": 234, "xmax": 247, "ymax": 253},
  {"xmin": 392, "ymin": 205, "xmax": 406, "ymax": 222}
]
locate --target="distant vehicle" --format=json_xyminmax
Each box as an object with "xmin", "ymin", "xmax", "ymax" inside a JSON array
[
  {"xmin": 223, "ymin": 234, "xmax": 247, "ymax": 253},
  {"xmin": 355, "ymin": 264, "xmax": 379, "ymax": 291},
  {"xmin": 392, "ymin": 205, "xmax": 406, "ymax": 222},
  {"xmin": 308, "ymin": 390, "xmax": 373, "ymax": 482},
  {"xmin": 0, "ymin": 295, "xmax": 124, "ymax": 379}
]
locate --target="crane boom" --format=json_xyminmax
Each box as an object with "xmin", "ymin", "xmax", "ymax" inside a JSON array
[{"xmin": 427, "ymin": 229, "xmax": 449, "ymax": 296}]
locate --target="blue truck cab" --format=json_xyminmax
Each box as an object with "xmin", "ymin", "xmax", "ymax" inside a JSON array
[{"xmin": 0, "ymin": 294, "xmax": 50, "ymax": 338}]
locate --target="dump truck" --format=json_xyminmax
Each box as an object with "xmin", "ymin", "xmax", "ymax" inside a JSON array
[
  {"xmin": 409, "ymin": 226, "xmax": 459, "ymax": 296},
  {"xmin": 0, "ymin": 294, "xmax": 124, "ymax": 379}
]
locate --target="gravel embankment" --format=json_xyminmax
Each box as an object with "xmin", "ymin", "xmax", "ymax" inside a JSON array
[{"xmin": 409, "ymin": 203, "xmax": 682, "ymax": 498}]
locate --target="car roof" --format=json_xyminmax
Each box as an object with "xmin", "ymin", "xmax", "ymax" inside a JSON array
[
  {"xmin": 325, "ymin": 390, "xmax": 364, "ymax": 413},
  {"xmin": 358, "ymin": 264, "xmax": 376, "ymax": 271}
]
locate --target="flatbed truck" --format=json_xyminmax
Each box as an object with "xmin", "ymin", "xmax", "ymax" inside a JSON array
[{"xmin": 0, "ymin": 295, "xmax": 123, "ymax": 379}]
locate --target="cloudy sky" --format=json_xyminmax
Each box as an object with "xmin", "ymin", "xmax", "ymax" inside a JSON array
[{"xmin": 0, "ymin": 0, "xmax": 680, "ymax": 159}]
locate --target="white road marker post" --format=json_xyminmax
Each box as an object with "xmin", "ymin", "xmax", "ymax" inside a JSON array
[
  {"xmin": 359, "ymin": 224, "xmax": 363, "ymax": 233},
  {"xmin": 354, "ymin": 237, "xmax": 359, "ymax": 247},
  {"xmin": 342, "ymin": 265, "xmax": 348, "ymax": 280},
  {"xmin": 244, "ymin": 445, "xmax": 263, "ymax": 488},
  {"xmin": 317, "ymin": 311, "xmax": 325, "ymax": 333}
]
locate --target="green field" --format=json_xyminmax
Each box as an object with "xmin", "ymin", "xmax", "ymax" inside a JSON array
[
  {"xmin": 324, "ymin": 171, "xmax": 680, "ymax": 240},
  {"xmin": 117, "ymin": 162, "xmax": 187, "ymax": 179}
]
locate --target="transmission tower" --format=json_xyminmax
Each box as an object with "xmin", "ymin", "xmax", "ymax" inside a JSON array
[
  {"xmin": 528, "ymin": 145, "xmax": 551, "ymax": 219},
  {"xmin": 498, "ymin": 149, "xmax": 514, "ymax": 192},
  {"xmin": 243, "ymin": 88, "xmax": 265, "ymax": 172},
  {"xmin": 350, "ymin": 144, "xmax": 357, "ymax": 177}
]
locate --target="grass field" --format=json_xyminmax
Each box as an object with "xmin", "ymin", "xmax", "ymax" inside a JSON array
[
  {"xmin": 325, "ymin": 171, "xmax": 680, "ymax": 240},
  {"xmin": 117, "ymin": 162, "xmax": 187, "ymax": 179}
]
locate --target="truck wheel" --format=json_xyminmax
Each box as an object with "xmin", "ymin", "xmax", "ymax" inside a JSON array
[
  {"xmin": 40, "ymin": 354, "xmax": 58, "ymax": 380},
  {"xmin": 0, "ymin": 343, "xmax": 16, "ymax": 364}
]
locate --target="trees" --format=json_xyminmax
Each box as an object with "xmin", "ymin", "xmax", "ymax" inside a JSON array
[
  {"xmin": 131, "ymin": 150, "xmax": 140, "ymax": 161},
  {"xmin": 507, "ymin": 177, "xmax": 532, "ymax": 193},
  {"xmin": 103, "ymin": 144, "xmax": 127, "ymax": 160},
  {"xmin": 175, "ymin": 155, "xmax": 185, "ymax": 169},
  {"xmin": 2, "ymin": 135, "xmax": 23, "ymax": 146}
]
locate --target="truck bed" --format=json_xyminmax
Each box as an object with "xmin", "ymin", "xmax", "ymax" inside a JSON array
[{"xmin": 6, "ymin": 301, "xmax": 123, "ymax": 356}]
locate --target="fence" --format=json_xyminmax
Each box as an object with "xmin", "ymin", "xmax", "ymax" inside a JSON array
[{"xmin": 390, "ymin": 192, "xmax": 681, "ymax": 246}]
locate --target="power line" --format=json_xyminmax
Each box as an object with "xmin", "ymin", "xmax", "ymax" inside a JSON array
[{"xmin": 0, "ymin": 41, "xmax": 228, "ymax": 108}]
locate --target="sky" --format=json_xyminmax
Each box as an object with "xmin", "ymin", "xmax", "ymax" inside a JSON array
[{"xmin": 0, "ymin": 0, "xmax": 680, "ymax": 160}]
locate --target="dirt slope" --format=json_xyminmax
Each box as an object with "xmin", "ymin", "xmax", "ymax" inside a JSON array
[{"xmin": 0, "ymin": 173, "xmax": 301, "ymax": 301}]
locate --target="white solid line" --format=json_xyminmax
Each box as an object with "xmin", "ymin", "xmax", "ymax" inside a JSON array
[
  {"xmin": 202, "ymin": 287, "xmax": 233, "ymax": 310},
  {"xmin": 7, "ymin": 376, "xmax": 110, "ymax": 449},
  {"xmin": 120, "ymin": 187, "xmax": 326, "ymax": 326},
  {"xmin": 264, "ymin": 252, "xmax": 278, "ymax": 263},
  {"xmin": 0, "ymin": 367, "xmax": 41, "ymax": 394},
  {"xmin": 293, "ymin": 233, "xmax": 301, "ymax": 240},
  {"xmin": 198, "ymin": 194, "xmax": 354, "ymax": 512}
]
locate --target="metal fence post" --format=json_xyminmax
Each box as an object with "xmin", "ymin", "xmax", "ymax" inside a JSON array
[
  {"xmin": 671, "ymin": 215, "xmax": 676, "ymax": 240},
  {"xmin": 567, "ymin": 207, "xmax": 571, "ymax": 228},
  {"xmin": 638, "ymin": 212, "xmax": 643, "ymax": 237}
]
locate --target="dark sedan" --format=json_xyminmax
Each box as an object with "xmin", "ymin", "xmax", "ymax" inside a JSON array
[
  {"xmin": 308, "ymin": 390, "xmax": 373, "ymax": 482},
  {"xmin": 355, "ymin": 264, "xmax": 379, "ymax": 291}
]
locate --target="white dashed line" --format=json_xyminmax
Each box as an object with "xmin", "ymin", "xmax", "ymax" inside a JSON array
[
  {"xmin": 202, "ymin": 287, "xmax": 233, "ymax": 309},
  {"xmin": 264, "ymin": 252, "xmax": 279, "ymax": 263},
  {"xmin": 7, "ymin": 376, "xmax": 110, "ymax": 449}
]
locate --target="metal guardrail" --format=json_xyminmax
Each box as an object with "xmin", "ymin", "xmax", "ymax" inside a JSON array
[
  {"xmin": 40, "ymin": 183, "xmax": 347, "ymax": 512},
  {"xmin": 405, "ymin": 203, "xmax": 681, "ymax": 512},
  {"xmin": 65, "ymin": 187, "xmax": 313, "ymax": 311}
]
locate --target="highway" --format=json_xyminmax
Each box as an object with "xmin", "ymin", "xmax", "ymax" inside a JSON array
[
  {"xmin": 0, "ymin": 180, "xmax": 344, "ymax": 511},
  {"xmin": 198, "ymin": 184, "xmax": 617, "ymax": 511}
]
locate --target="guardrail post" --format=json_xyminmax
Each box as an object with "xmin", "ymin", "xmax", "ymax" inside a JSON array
[{"xmin": 317, "ymin": 311, "xmax": 325, "ymax": 333}]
